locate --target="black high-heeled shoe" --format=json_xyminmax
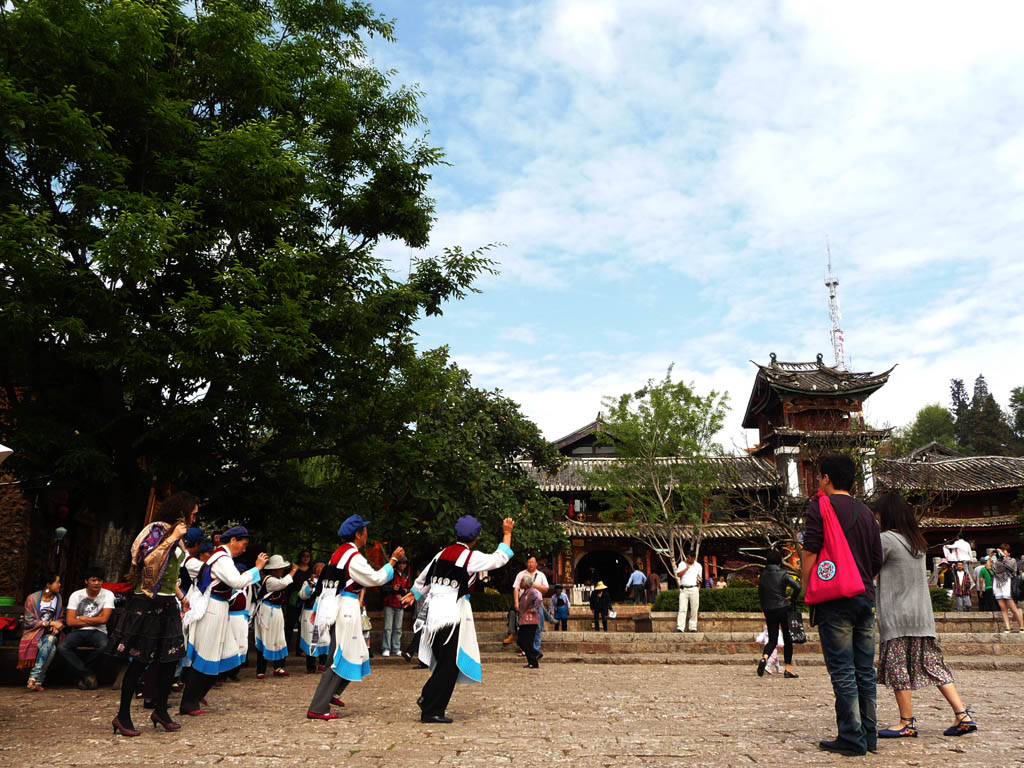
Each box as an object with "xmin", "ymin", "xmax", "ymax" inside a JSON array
[
  {"xmin": 112, "ymin": 717, "xmax": 140, "ymax": 737},
  {"xmin": 151, "ymin": 712, "xmax": 182, "ymax": 731}
]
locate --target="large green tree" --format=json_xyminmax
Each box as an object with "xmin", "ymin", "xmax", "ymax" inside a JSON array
[
  {"xmin": 895, "ymin": 403, "xmax": 957, "ymax": 454},
  {"xmin": 949, "ymin": 376, "xmax": 1016, "ymax": 456},
  {"xmin": 585, "ymin": 368, "xmax": 731, "ymax": 577},
  {"xmin": 0, "ymin": 1, "xmax": 553, "ymax": 571}
]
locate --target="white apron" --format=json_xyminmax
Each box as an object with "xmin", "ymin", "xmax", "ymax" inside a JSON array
[
  {"xmin": 331, "ymin": 593, "xmax": 370, "ymax": 681},
  {"xmin": 299, "ymin": 605, "xmax": 329, "ymax": 657},
  {"xmin": 254, "ymin": 601, "xmax": 288, "ymax": 661},
  {"xmin": 187, "ymin": 596, "xmax": 241, "ymax": 675}
]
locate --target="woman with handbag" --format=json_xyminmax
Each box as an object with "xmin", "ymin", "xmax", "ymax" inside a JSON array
[
  {"xmin": 992, "ymin": 543, "xmax": 1024, "ymax": 632},
  {"xmin": 756, "ymin": 550, "xmax": 801, "ymax": 678},
  {"xmin": 875, "ymin": 493, "xmax": 976, "ymax": 739}
]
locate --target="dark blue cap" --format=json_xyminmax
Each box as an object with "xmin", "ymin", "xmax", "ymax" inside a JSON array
[
  {"xmin": 454, "ymin": 515, "xmax": 482, "ymax": 541},
  {"xmin": 337, "ymin": 515, "xmax": 369, "ymax": 538},
  {"xmin": 221, "ymin": 525, "xmax": 250, "ymax": 541},
  {"xmin": 184, "ymin": 527, "xmax": 204, "ymax": 545},
  {"xmin": 235, "ymin": 560, "xmax": 248, "ymax": 573},
  {"xmin": 198, "ymin": 542, "xmax": 214, "ymax": 554}
]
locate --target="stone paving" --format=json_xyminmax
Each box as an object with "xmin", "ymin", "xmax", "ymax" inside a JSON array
[{"xmin": 0, "ymin": 660, "xmax": 1020, "ymax": 767}]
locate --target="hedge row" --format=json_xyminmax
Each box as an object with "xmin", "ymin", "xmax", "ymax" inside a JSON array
[{"xmin": 652, "ymin": 588, "xmax": 953, "ymax": 614}]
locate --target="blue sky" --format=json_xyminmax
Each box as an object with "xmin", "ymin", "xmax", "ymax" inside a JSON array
[{"xmin": 367, "ymin": 1, "xmax": 1024, "ymax": 450}]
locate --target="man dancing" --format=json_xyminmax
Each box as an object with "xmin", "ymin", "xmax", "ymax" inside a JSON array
[
  {"xmin": 306, "ymin": 514, "xmax": 404, "ymax": 720},
  {"xmin": 402, "ymin": 516, "xmax": 514, "ymax": 723}
]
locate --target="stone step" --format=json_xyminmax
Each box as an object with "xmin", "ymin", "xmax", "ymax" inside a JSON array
[{"xmin": 467, "ymin": 653, "xmax": 1024, "ymax": 671}]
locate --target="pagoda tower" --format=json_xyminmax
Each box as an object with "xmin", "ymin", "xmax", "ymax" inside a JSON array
[{"xmin": 741, "ymin": 353, "xmax": 895, "ymax": 498}]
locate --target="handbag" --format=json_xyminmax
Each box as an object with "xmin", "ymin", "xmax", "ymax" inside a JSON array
[
  {"xmin": 788, "ymin": 606, "xmax": 807, "ymax": 644},
  {"xmin": 1012, "ymin": 561, "xmax": 1024, "ymax": 602},
  {"xmin": 803, "ymin": 490, "xmax": 866, "ymax": 605}
]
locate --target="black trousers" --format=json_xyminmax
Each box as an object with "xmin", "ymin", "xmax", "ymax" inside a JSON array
[
  {"xmin": 179, "ymin": 668, "xmax": 217, "ymax": 714},
  {"xmin": 419, "ymin": 626, "xmax": 460, "ymax": 718},
  {"xmin": 517, "ymin": 625, "xmax": 539, "ymax": 666},
  {"xmin": 630, "ymin": 584, "xmax": 647, "ymax": 604},
  {"xmin": 593, "ymin": 611, "xmax": 608, "ymax": 631},
  {"xmin": 403, "ymin": 628, "xmax": 422, "ymax": 657},
  {"xmin": 762, "ymin": 606, "xmax": 794, "ymax": 665}
]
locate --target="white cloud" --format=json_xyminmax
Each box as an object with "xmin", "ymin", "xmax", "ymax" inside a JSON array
[{"xmin": 368, "ymin": 1, "xmax": 1024, "ymax": 447}]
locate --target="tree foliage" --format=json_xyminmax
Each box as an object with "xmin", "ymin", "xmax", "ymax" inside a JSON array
[
  {"xmin": 0, "ymin": 0, "xmax": 558, "ymax": 566},
  {"xmin": 893, "ymin": 404, "xmax": 957, "ymax": 455},
  {"xmin": 948, "ymin": 376, "xmax": 1018, "ymax": 456},
  {"xmin": 584, "ymin": 368, "xmax": 731, "ymax": 576}
]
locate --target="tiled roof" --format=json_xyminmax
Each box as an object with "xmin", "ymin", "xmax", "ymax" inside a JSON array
[
  {"xmin": 561, "ymin": 519, "xmax": 784, "ymax": 540},
  {"xmin": 769, "ymin": 427, "xmax": 892, "ymax": 440},
  {"xmin": 754, "ymin": 356, "xmax": 895, "ymax": 396},
  {"xmin": 518, "ymin": 455, "xmax": 781, "ymax": 493},
  {"xmin": 877, "ymin": 456, "xmax": 1024, "ymax": 493},
  {"xmin": 919, "ymin": 514, "xmax": 1020, "ymax": 530}
]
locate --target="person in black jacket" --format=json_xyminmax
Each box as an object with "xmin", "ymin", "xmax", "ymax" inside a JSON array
[
  {"xmin": 757, "ymin": 550, "xmax": 802, "ymax": 679},
  {"xmin": 588, "ymin": 582, "xmax": 613, "ymax": 631}
]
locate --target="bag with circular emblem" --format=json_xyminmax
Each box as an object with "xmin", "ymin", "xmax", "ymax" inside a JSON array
[{"xmin": 803, "ymin": 490, "xmax": 867, "ymax": 605}]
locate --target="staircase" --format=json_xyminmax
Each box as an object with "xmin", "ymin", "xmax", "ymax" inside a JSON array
[{"xmin": 373, "ymin": 611, "xmax": 1024, "ymax": 671}]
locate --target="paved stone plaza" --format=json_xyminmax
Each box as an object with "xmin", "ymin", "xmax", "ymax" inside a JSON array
[{"xmin": 1, "ymin": 661, "xmax": 1020, "ymax": 767}]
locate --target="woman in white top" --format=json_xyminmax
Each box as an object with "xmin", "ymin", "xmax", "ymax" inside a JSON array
[{"xmin": 992, "ymin": 542, "xmax": 1024, "ymax": 632}]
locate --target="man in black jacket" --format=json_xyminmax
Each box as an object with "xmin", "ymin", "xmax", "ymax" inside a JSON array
[{"xmin": 757, "ymin": 550, "xmax": 801, "ymax": 679}]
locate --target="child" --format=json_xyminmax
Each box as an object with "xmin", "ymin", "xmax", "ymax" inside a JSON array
[
  {"xmin": 551, "ymin": 584, "xmax": 570, "ymax": 631},
  {"xmin": 755, "ymin": 624, "xmax": 784, "ymax": 675}
]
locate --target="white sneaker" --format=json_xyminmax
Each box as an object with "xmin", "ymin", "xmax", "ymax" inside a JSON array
[{"xmin": 381, "ymin": 650, "xmax": 390, "ymax": 657}]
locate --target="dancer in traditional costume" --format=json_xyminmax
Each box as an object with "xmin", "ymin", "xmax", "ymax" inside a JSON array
[
  {"xmin": 402, "ymin": 515, "xmax": 514, "ymax": 723},
  {"xmin": 107, "ymin": 491, "xmax": 199, "ymax": 736},
  {"xmin": 221, "ymin": 561, "xmax": 253, "ymax": 682},
  {"xmin": 255, "ymin": 555, "xmax": 298, "ymax": 678},
  {"xmin": 179, "ymin": 526, "xmax": 267, "ymax": 715},
  {"xmin": 305, "ymin": 515, "xmax": 404, "ymax": 720},
  {"xmin": 297, "ymin": 561, "xmax": 329, "ymax": 673}
]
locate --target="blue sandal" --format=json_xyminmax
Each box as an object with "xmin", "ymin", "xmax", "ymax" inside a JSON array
[
  {"xmin": 878, "ymin": 717, "xmax": 917, "ymax": 738},
  {"xmin": 943, "ymin": 708, "xmax": 977, "ymax": 736}
]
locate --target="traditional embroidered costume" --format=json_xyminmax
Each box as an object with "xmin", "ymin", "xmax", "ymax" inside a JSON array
[
  {"xmin": 179, "ymin": 527, "xmax": 261, "ymax": 715},
  {"xmin": 298, "ymin": 569, "xmax": 330, "ymax": 670},
  {"xmin": 226, "ymin": 561, "xmax": 253, "ymax": 674},
  {"xmin": 412, "ymin": 515, "xmax": 513, "ymax": 722},
  {"xmin": 255, "ymin": 555, "xmax": 294, "ymax": 676},
  {"xmin": 306, "ymin": 515, "xmax": 395, "ymax": 718}
]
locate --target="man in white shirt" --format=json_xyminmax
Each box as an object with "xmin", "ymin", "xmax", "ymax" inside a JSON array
[
  {"xmin": 942, "ymin": 537, "xmax": 972, "ymax": 564},
  {"xmin": 675, "ymin": 554, "xmax": 702, "ymax": 632},
  {"xmin": 57, "ymin": 567, "xmax": 115, "ymax": 689},
  {"xmin": 513, "ymin": 557, "xmax": 549, "ymax": 657}
]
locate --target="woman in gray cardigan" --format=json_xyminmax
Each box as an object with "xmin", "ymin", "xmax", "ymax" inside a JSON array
[{"xmin": 875, "ymin": 493, "xmax": 977, "ymax": 739}]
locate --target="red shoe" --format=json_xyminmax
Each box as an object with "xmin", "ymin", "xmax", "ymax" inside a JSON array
[
  {"xmin": 317, "ymin": 665, "xmax": 326, "ymax": 672},
  {"xmin": 330, "ymin": 697, "xmax": 345, "ymax": 707},
  {"xmin": 213, "ymin": 681, "xmax": 222, "ymax": 687},
  {"xmin": 181, "ymin": 709, "xmax": 206, "ymax": 717},
  {"xmin": 273, "ymin": 668, "xmax": 289, "ymax": 678},
  {"xmin": 306, "ymin": 668, "xmax": 317, "ymax": 674},
  {"xmin": 256, "ymin": 673, "xmax": 265, "ymax": 679},
  {"xmin": 306, "ymin": 711, "xmax": 340, "ymax": 721}
]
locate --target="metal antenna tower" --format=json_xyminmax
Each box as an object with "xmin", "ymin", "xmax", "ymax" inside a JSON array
[{"xmin": 824, "ymin": 240, "xmax": 846, "ymax": 370}]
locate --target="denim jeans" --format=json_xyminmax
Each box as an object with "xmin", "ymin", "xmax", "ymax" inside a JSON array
[
  {"xmin": 57, "ymin": 628, "xmax": 108, "ymax": 680},
  {"xmin": 954, "ymin": 594, "xmax": 972, "ymax": 612},
  {"xmin": 382, "ymin": 606, "xmax": 404, "ymax": 654},
  {"xmin": 815, "ymin": 595, "xmax": 877, "ymax": 753},
  {"xmin": 533, "ymin": 608, "xmax": 544, "ymax": 652},
  {"xmin": 29, "ymin": 633, "xmax": 58, "ymax": 684}
]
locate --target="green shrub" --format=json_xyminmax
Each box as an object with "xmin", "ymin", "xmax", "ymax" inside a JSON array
[
  {"xmin": 653, "ymin": 588, "xmax": 761, "ymax": 612},
  {"xmin": 469, "ymin": 592, "xmax": 513, "ymax": 612},
  {"xmin": 930, "ymin": 587, "xmax": 952, "ymax": 613},
  {"xmin": 726, "ymin": 578, "xmax": 753, "ymax": 588}
]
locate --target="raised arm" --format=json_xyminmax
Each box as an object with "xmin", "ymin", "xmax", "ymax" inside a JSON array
[
  {"xmin": 211, "ymin": 552, "xmax": 264, "ymax": 590},
  {"xmin": 466, "ymin": 518, "xmax": 515, "ymax": 575},
  {"xmin": 263, "ymin": 574, "xmax": 294, "ymax": 592}
]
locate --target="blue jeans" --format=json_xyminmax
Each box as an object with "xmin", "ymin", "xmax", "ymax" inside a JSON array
[
  {"xmin": 29, "ymin": 633, "xmax": 58, "ymax": 684},
  {"xmin": 57, "ymin": 628, "xmax": 108, "ymax": 680},
  {"xmin": 382, "ymin": 606, "xmax": 404, "ymax": 654},
  {"xmin": 533, "ymin": 608, "xmax": 544, "ymax": 652},
  {"xmin": 815, "ymin": 596, "xmax": 877, "ymax": 753}
]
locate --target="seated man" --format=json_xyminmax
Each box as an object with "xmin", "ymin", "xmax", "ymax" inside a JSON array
[{"xmin": 57, "ymin": 567, "xmax": 114, "ymax": 689}]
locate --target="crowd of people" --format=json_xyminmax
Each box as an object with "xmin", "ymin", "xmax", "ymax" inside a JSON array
[
  {"xmin": 18, "ymin": 453, "xmax": 1012, "ymax": 754},
  {"xmin": 18, "ymin": 493, "xmax": 519, "ymax": 734}
]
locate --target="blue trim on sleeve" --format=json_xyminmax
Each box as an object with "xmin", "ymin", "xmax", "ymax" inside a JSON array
[
  {"xmin": 247, "ymin": 568, "xmax": 260, "ymax": 585},
  {"xmin": 411, "ymin": 587, "xmax": 423, "ymax": 601},
  {"xmin": 383, "ymin": 563, "xmax": 394, "ymax": 581},
  {"xmin": 498, "ymin": 543, "xmax": 513, "ymax": 558}
]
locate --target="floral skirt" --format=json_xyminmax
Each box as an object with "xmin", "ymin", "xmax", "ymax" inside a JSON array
[
  {"xmin": 107, "ymin": 594, "xmax": 185, "ymax": 665},
  {"xmin": 877, "ymin": 635, "xmax": 954, "ymax": 691}
]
